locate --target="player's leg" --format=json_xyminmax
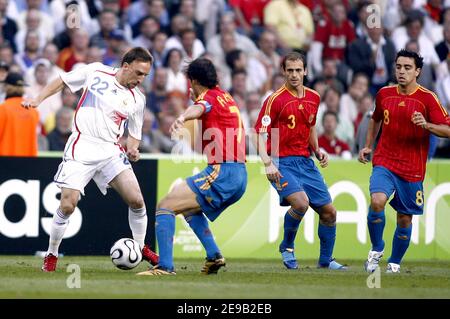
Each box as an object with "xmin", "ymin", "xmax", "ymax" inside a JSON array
[
  {"xmin": 365, "ymin": 166, "xmax": 395, "ymax": 273},
  {"xmin": 108, "ymin": 168, "xmax": 159, "ymax": 266},
  {"xmin": 299, "ymin": 157, "xmax": 346, "ymax": 270},
  {"xmin": 386, "ymin": 179, "xmax": 423, "ymax": 273},
  {"xmin": 42, "ymin": 187, "xmax": 80, "ymax": 272},
  {"xmin": 137, "ymin": 181, "xmax": 201, "ymax": 275},
  {"xmin": 280, "ymin": 192, "xmax": 309, "ymax": 269},
  {"xmin": 386, "ymin": 213, "xmax": 412, "ymax": 273}
]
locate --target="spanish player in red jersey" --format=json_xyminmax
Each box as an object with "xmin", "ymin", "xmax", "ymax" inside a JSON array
[
  {"xmin": 254, "ymin": 51, "xmax": 346, "ymax": 270},
  {"xmin": 359, "ymin": 49, "xmax": 450, "ymax": 274},
  {"xmin": 137, "ymin": 58, "xmax": 247, "ymax": 276}
]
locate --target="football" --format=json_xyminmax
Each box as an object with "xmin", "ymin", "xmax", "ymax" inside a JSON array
[{"xmin": 110, "ymin": 238, "xmax": 142, "ymax": 270}]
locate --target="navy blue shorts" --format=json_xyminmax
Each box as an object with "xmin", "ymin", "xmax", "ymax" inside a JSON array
[
  {"xmin": 370, "ymin": 166, "xmax": 424, "ymax": 215},
  {"xmin": 272, "ymin": 156, "xmax": 332, "ymax": 209},
  {"xmin": 186, "ymin": 163, "xmax": 247, "ymax": 221}
]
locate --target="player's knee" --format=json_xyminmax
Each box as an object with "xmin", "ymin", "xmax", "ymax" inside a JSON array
[
  {"xmin": 128, "ymin": 196, "xmax": 145, "ymax": 210},
  {"xmin": 60, "ymin": 202, "xmax": 76, "ymax": 215},
  {"xmin": 371, "ymin": 196, "xmax": 387, "ymax": 212},
  {"xmin": 320, "ymin": 206, "xmax": 336, "ymax": 225}
]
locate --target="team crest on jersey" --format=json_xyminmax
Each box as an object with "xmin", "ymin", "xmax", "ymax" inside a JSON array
[
  {"xmin": 308, "ymin": 114, "xmax": 315, "ymax": 123},
  {"xmin": 261, "ymin": 115, "xmax": 271, "ymax": 126}
]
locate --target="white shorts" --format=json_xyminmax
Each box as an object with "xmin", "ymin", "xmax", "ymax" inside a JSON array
[{"xmin": 54, "ymin": 133, "xmax": 132, "ymax": 195}]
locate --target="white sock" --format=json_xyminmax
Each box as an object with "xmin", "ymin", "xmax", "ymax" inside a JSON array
[
  {"xmin": 128, "ymin": 206, "xmax": 147, "ymax": 249},
  {"xmin": 46, "ymin": 208, "xmax": 70, "ymax": 257}
]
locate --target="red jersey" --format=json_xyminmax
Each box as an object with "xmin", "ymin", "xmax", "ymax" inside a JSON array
[
  {"xmin": 196, "ymin": 86, "xmax": 246, "ymax": 164},
  {"xmin": 254, "ymin": 85, "xmax": 321, "ymax": 157},
  {"xmin": 372, "ymin": 85, "xmax": 450, "ymax": 182},
  {"xmin": 314, "ymin": 19, "xmax": 356, "ymax": 61},
  {"xmin": 318, "ymin": 135, "xmax": 350, "ymax": 155}
]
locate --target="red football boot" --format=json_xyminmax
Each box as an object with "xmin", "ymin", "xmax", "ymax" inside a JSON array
[
  {"xmin": 142, "ymin": 245, "xmax": 159, "ymax": 266},
  {"xmin": 42, "ymin": 254, "xmax": 58, "ymax": 272}
]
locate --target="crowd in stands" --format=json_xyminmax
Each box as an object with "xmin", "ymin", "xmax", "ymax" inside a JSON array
[{"xmin": 0, "ymin": 0, "xmax": 449, "ymax": 158}]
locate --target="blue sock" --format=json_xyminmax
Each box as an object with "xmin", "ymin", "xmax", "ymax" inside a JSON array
[
  {"xmin": 367, "ymin": 208, "xmax": 386, "ymax": 252},
  {"xmin": 279, "ymin": 208, "xmax": 305, "ymax": 252},
  {"xmin": 388, "ymin": 224, "xmax": 412, "ymax": 264},
  {"xmin": 186, "ymin": 213, "xmax": 220, "ymax": 259},
  {"xmin": 155, "ymin": 209, "xmax": 175, "ymax": 271},
  {"xmin": 318, "ymin": 223, "xmax": 336, "ymax": 266}
]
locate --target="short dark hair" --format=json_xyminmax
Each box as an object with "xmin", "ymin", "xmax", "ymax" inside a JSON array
[
  {"xmin": 281, "ymin": 51, "xmax": 307, "ymax": 70},
  {"xmin": 121, "ymin": 47, "xmax": 153, "ymax": 66},
  {"xmin": 396, "ymin": 49, "xmax": 424, "ymax": 69},
  {"xmin": 225, "ymin": 49, "xmax": 243, "ymax": 70},
  {"xmin": 185, "ymin": 58, "xmax": 218, "ymax": 88}
]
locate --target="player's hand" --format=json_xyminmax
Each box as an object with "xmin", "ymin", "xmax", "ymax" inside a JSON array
[
  {"xmin": 170, "ymin": 115, "xmax": 185, "ymax": 136},
  {"xmin": 126, "ymin": 148, "xmax": 140, "ymax": 162},
  {"xmin": 358, "ymin": 147, "xmax": 372, "ymax": 164},
  {"xmin": 411, "ymin": 111, "xmax": 428, "ymax": 130},
  {"xmin": 21, "ymin": 98, "xmax": 40, "ymax": 109},
  {"xmin": 314, "ymin": 149, "xmax": 328, "ymax": 168},
  {"xmin": 265, "ymin": 161, "xmax": 283, "ymax": 184}
]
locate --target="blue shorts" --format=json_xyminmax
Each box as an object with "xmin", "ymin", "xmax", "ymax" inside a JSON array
[
  {"xmin": 272, "ymin": 156, "xmax": 332, "ymax": 209},
  {"xmin": 370, "ymin": 166, "xmax": 424, "ymax": 215},
  {"xmin": 186, "ymin": 163, "xmax": 247, "ymax": 222}
]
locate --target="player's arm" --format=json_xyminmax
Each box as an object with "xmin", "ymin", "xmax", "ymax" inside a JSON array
[
  {"xmin": 22, "ymin": 76, "xmax": 65, "ymax": 109},
  {"xmin": 358, "ymin": 118, "xmax": 382, "ymax": 163},
  {"xmin": 309, "ymin": 125, "xmax": 328, "ymax": 168},
  {"xmin": 253, "ymin": 132, "xmax": 283, "ymax": 184},
  {"xmin": 411, "ymin": 111, "xmax": 450, "ymax": 137},
  {"xmin": 126, "ymin": 135, "xmax": 141, "ymax": 162},
  {"xmin": 170, "ymin": 104, "xmax": 204, "ymax": 135}
]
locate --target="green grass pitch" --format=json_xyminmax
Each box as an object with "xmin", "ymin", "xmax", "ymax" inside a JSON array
[{"xmin": 0, "ymin": 256, "xmax": 449, "ymax": 299}]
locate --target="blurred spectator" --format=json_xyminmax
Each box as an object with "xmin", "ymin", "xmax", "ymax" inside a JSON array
[
  {"xmin": 317, "ymin": 85, "xmax": 354, "ymax": 147},
  {"xmin": 339, "ymin": 73, "xmax": 369, "ymax": 124},
  {"xmin": 178, "ymin": 0, "xmax": 205, "ymax": 43},
  {"xmin": 0, "ymin": 43, "xmax": 14, "ymax": 66},
  {"xmin": 256, "ymin": 29, "xmax": 281, "ymax": 89},
  {"xmin": 86, "ymin": 45, "xmax": 105, "ymax": 64},
  {"xmin": 26, "ymin": 43, "xmax": 64, "ymax": 86},
  {"xmin": 383, "ymin": 0, "xmax": 415, "ymax": 36},
  {"xmin": 90, "ymin": 9, "xmax": 119, "ymax": 49},
  {"xmin": 163, "ymin": 90, "xmax": 187, "ymax": 116},
  {"xmin": 436, "ymin": 53, "xmax": 450, "ymax": 110},
  {"xmin": 353, "ymin": 109, "xmax": 374, "ymax": 156},
  {"xmin": 264, "ymin": 0, "xmax": 314, "ymax": 52},
  {"xmin": 229, "ymin": 0, "xmax": 270, "ymax": 40},
  {"xmin": 225, "ymin": 49, "xmax": 267, "ymax": 93},
  {"xmin": 164, "ymin": 48, "xmax": 188, "ymax": 94},
  {"xmin": 139, "ymin": 108, "xmax": 159, "ymax": 153},
  {"xmin": 46, "ymin": 106, "xmax": 74, "ymax": 151},
  {"xmin": 195, "ymin": 0, "xmax": 226, "ymax": 42},
  {"xmin": 206, "ymin": 12, "xmax": 258, "ymax": 63},
  {"xmin": 346, "ymin": 24, "xmax": 396, "ymax": 95},
  {"xmin": 17, "ymin": 2, "xmax": 55, "ymax": 46},
  {"xmin": 147, "ymin": 66, "xmax": 168, "ymax": 118},
  {"xmin": 435, "ymin": 22, "xmax": 450, "ymax": 62},
  {"xmin": 229, "ymin": 69, "xmax": 247, "ymax": 109},
  {"xmin": 351, "ymin": 0, "xmax": 372, "ymax": 39},
  {"xmin": 0, "ymin": 0, "xmax": 18, "ymax": 52},
  {"xmin": 132, "ymin": 15, "xmax": 160, "ymax": 49},
  {"xmin": 61, "ymin": 85, "xmax": 79, "ymax": 110},
  {"xmin": 353, "ymin": 92, "xmax": 373, "ymax": 134},
  {"xmin": 14, "ymin": 30, "xmax": 41, "ymax": 73},
  {"xmin": 179, "ymin": 28, "xmax": 205, "ymax": 64},
  {"xmin": 317, "ymin": 57, "xmax": 347, "ymax": 93},
  {"xmin": 0, "ymin": 60, "xmax": 8, "ymax": 102},
  {"xmin": 318, "ymin": 111, "xmax": 352, "ymax": 159},
  {"xmin": 128, "ymin": 0, "xmax": 169, "ymax": 32},
  {"xmin": 26, "ymin": 58, "xmax": 63, "ymax": 132},
  {"xmin": 50, "ymin": 0, "xmax": 97, "ymax": 35},
  {"xmin": 391, "ymin": 10, "xmax": 441, "ymax": 69},
  {"xmin": 150, "ymin": 31, "xmax": 168, "ymax": 68},
  {"xmin": 57, "ymin": 28, "xmax": 89, "ymax": 71},
  {"xmin": 103, "ymin": 29, "xmax": 128, "ymax": 66},
  {"xmin": 310, "ymin": 1, "xmax": 355, "ymax": 76},
  {"xmin": 0, "ymin": 72, "xmax": 39, "ymax": 156}
]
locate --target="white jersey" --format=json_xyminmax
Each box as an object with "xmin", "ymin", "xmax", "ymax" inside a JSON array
[{"xmin": 60, "ymin": 62, "xmax": 145, "ymax": 143}]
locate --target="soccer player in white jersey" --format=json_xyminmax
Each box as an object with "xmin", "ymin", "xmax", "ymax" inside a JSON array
[{"xmin": 22, "ymin": 47, "xmax": 159, "ymax": 271}]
